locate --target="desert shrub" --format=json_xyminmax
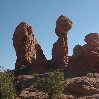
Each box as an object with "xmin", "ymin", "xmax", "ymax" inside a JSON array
[
  {"xmin": 0, "ymin": 71, "xmax": 16, "ymax": 98},
  {"xmin": 32, "ymin": 73, "xmax": 39, "ymax": 77},
  {"xmin": 33, "ymin": 71, "xmax": 65, "ymax": 99}
]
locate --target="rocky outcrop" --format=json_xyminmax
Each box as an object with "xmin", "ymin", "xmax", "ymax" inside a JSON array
[
  {"xmin": 68, "ymin": 33, "xmax": 99, "ymax": 72},
  {"xmin": 64, "ymin": 72, "xmax": 99, "ymax": 98},
  {"xmin": 13, "ymin": 17, "xmax": 99, "ymax": 99},
  {"xmin": 66, "ymin": 76, "xmax": 99, "ymax": 94},
  {"xmin": 73, "ymin": 33, "xmax": 99, "ymax": 57},
  {"xmin": 65, "ymin": 33, "xmax": 99, "ymax": 98},
  {"xmin": 13, "ymin": 16, "xmax": 73, "ymax": 73},
  {"xmin": 13, "ymin": 22, "xmax": 47, "ymax": 73},
  {"xmin": 52, "ymin": 15, "xmax": 72, "ymax": 68},
  {"xmin": 13, "ymin": 22, "xmax": 35, "ymax": 67}
]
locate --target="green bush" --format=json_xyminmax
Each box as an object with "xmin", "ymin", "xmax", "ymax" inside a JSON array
[
  {"xmin": 0, "ymin": 71, "xmax": 16, "ymax": 98},
  {"xmin": 34, "ymin": 71, "xmax": 65, "ymax": 99}
]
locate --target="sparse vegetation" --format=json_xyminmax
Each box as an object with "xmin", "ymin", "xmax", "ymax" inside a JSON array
[
  {"xmin": 0, "ymin": 71, "xmax": 16, "ymax": 98},
  {"xmin": 33, "ymin": 71, "xmax": 65, "ymax": 99}
]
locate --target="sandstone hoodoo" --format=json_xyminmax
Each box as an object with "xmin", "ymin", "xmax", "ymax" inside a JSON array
[
  {"xmin": 13, "ymin": 22, "xmax": 47, "ymax": 70},
  {"xmin": 68, "ymin": 33, "xmax": 99, "ymax": 72},
  {"xmin": 52, "ymin": 15, "xmax": 72, "ymax": 68}
]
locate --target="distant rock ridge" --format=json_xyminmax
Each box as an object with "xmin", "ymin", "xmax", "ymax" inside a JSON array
[
  {"xmin": 68, "ymin": 33, "xmax": 99, "ymax": 72},
  {"xmin": 73, "ymin": 33, "xmax": 99, "ymax": 57}
]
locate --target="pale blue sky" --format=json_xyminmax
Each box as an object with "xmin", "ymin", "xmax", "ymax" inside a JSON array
[{"xmin": 0, "ymin": 0, "xmax": 99, "ymax": 70}]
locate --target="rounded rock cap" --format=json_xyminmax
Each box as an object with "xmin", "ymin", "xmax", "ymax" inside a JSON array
[
  {"xmin": 55, "ymin": 15, "xmax": 72, "ymax": 37},
  {"xmin": 84, "ymin": 33, "xmax": 99, "ymax": 46}
]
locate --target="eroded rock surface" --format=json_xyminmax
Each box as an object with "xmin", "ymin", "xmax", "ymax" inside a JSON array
[
  {"xmin": 52, "ymin": 15, "xmax": 72, "ymax": 68},
  {"xmin": 13, "ymin": 17, "xmax": 99, "ymax": 99},
  {"xmin": 66, "ymin": 33, "xmax": 99, "ymax": 98},
  {"xmin": 66, "ymin": 77, "xmax": 99, "ymax": 94},
  {"xmin": 73, "ymin": 33, "xmax": 99, "ymax": 57},
  {"xmin": 68, "ymin": 33, "xmax": 99, "ymax": 72},
  {"xmin": 64, "ymin": 72, "xmax": 99, "ymax": 99},
  {"xmin": 13, "ymin": 22, "xmax": 47, "ymax": 72}
]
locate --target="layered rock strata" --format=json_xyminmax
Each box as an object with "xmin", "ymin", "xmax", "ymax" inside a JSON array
[{"xmin": 65, "ymin": 33, "xmax": 99, "ymax": 98}]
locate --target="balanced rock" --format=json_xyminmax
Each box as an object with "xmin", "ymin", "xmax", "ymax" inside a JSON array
[
  {"xmin": 52, "ymin": 15, "xmax": 72, "ymax": 68},
  {"xmin": 55, "ymin": 15, "xmax": 72, "ymax": 37}
]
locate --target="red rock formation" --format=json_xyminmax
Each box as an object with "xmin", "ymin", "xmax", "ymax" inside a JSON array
[
  {"xmin": 52, "ymin": 15, "xmax": 72, "ymax": 68},
  {"xmin": 13, "ymin": 19, "xmax": 99, "ymax": 99},
  {"xmin": 65, "ymin": 76, "xmax": 99, "ymax": 96},
  {"xmin": 73, "ymin": 33, "xmax": 99, "ymax": 57},
  {"xmin": 13, "ymin": 22, "xmax": 47, "ymax": 69},
  {"xmin": 68, "ymin": 33, "xmax": 99, "ymax": 72}
]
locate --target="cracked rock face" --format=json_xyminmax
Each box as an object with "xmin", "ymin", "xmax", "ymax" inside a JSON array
[
  {"xmin": 13, "ymin": 22, "xmax": 46, "ymax": 69},
  {"xmin": 52, "ymin": 15, "xmax": 72, "ymax": 68}
]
